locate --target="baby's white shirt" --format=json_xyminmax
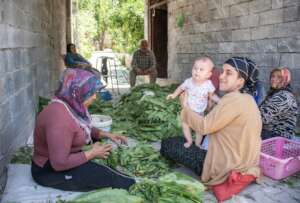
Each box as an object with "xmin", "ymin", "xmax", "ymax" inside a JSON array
[{"xmin": 180, "ymin": 78, "xmax": 215, "ymax": 113}]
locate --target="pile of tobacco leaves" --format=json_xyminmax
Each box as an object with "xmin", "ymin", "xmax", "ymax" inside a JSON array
[
  {"xmin": 89, "ymin": 84, "xmax": 182, "ymax": 142},
  {"xmin": 83, "ymin": 143, "xmax": 172, "ymax": 178},
  {"xmin": 65, "ymin": 172, "xmax": 205, "ymax": 203}
]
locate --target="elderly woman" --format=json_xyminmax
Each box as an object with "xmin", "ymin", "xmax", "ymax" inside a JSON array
[
  {"xmin": 65, "ymin": 43, "xmax": 92, "ymax": 69},
  {"xmin": 259, "ymin": 68, "xmax": 298, "ymax": 140},
  {"xmin": 161, "ymin": 57, "xmax": 262, "ymax": 201},
  {"xmin": 31, "ymin": 68, "xmax": 135, "ymax": 191}
]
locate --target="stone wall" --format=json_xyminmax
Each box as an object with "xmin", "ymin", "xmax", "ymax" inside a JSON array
[
  {"xmin": 0, "ymin": 0, "xmax": 68, "ymax": 195},
  {"xmin": 167, "ymin": 0, "xmax": 300, "ymax": 103}
]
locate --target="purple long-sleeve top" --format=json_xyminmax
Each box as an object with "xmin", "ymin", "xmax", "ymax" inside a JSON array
[{"xmin": 33, "ymin": 102, "xmax": 100, "ymax": 171}]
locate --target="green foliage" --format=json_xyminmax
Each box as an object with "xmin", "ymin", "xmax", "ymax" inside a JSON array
[
  {"xmin": 89, "ymin": 84, "xmax": 182, "ymax": 142},
  {"xmin": 66, "ymin": 188, "xmax": 144, "ymax": 203},
  {"xmin": 176, "ymin": 13, "xmax": 185, "ymax": 28},
  {"xmin": 10, "ymin": 146, "xmax": 33, "ymax": 164},
  {"xmin": 75, "ymin": 0, "xmax": 144, "ymax": 57},
  {"xmin": 130, "ymin": 172, "xmax": 205, "ymax": 203},
  {"xmin": 83, "ymin": 143, "xmax": 172, "ymax": 178}
]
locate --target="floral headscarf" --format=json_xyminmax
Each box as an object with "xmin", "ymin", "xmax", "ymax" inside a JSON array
[
  {"xmin": 280, "ymin": 67, "xmax": 291, "ymax": 88},
  {"xmin": 53, "ymin": 68, "xmax": 103, "ymax": 143}
]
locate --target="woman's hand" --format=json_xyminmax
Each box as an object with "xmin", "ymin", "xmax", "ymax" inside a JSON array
[
  {"xmin": 109, "ymin": 134, "xmax": 128, "ymax": 145},
  {"xmin": 99, "ymin": 130, "xmax": 128, "ymax": 145},
  {"xmin": 85, "ymin": 143, "xmax": 112, "ymax": 160}
]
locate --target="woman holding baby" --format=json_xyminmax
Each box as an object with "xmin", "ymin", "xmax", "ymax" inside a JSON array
[{"xmin": 161, "ymin": 56, "xmax": 262, "ymax": 201}]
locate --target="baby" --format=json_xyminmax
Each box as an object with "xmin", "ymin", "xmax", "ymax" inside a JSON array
[{"xmin": 167, "ymin": 57, "xmax": 219, "ymax": 148}]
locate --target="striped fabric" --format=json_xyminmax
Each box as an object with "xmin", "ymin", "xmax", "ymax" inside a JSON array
[{"xmin": 259, "ymin": 90, "xmax": 298, "ymax": 139}]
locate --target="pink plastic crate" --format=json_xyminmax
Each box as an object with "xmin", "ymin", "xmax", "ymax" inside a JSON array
[{"xmin": 260, "ymin": 137, "xmax": 300, "ymax": 180}]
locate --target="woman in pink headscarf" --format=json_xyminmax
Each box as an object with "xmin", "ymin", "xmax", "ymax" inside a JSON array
[
  {"xmin": 259, "ymin": 67, "xmax": 298, "ymax": 139},
  {"xmin": 31, "ymin": 68, "xmax": 135, "ymax": 192}
]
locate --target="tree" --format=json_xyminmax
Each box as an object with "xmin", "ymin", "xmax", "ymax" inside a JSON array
[{"xmin": 74, "ymin": 0, "xmax": 144, "ymax": 57}]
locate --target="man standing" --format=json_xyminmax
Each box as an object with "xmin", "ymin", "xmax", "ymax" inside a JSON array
[{"xmin": 130, "ymin": 39, "xmax": 157, "ymax": 87}]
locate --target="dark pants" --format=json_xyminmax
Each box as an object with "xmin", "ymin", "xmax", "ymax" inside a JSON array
[
  {"xmin": 261, "ymin": 129, "xmax": 279, "ymax": 140},
  {"xmin": 160, "ymin": 136, "xmax": 207, "ymax": 175},
  {"xmin": 31, "ymin": 161, "xmax": 135, "ymax": 192}
]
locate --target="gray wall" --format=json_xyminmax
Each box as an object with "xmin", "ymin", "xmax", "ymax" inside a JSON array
[
  {"xmin": 168, "ymin": 0, "xmax": 300, "ymax": 100},
  {"xmin": 0, "ymin": 0, "xmax": 68, "ymax": 194}
]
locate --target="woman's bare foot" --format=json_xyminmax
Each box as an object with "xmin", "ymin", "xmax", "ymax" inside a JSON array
[{"xmin": 184, "ymin": 141, "xmax": 192, "ymax": 148}]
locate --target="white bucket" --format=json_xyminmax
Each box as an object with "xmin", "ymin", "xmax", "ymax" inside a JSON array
[{"xmin": 91, "ymin": 114, "xmax": 112, "ymax": 132}]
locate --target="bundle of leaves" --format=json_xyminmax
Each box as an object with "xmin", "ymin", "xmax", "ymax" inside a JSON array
[
  {"xmin": 89, "ymin": 84, "xmax": 182, "ymax": 142},
  {"xmin": 64, "ymin": 188, "xmax": 144, "ymax": 203},
  {"xmin": 83, "ymin": 143, "xmax": 171, "ymax": 178},
  {"xmin": 130, "ymin": 172, "xmax": 205, "ymax": 203}
]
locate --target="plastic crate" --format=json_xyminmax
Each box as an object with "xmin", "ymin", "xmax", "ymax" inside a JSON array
[{"xmin": 260, "ymin": 137, "xmax": 300, "ymax": 180}]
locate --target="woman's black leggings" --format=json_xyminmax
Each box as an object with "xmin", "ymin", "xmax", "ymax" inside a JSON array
[
  {"xmin": 31, "ymin": 160, "xmax": 135, "ymax": 192},
  {"xmin": 160, "ymin": 136, "xmax": 207, "ymax": 175},
  {"xmin": 261, "ymin": 129, "xmax": 278, "ymax": 140}
]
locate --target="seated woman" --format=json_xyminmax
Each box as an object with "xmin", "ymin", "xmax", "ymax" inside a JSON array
[
  {"xmin": 65, "ymin": 43, "xmax": 92, "ymax": 69},
  {"xmin": 161, "ymin": 57, "xmax": 262, "ymax": 202},
  {"xmin": 65, "ymin": 43, "xmax": 101, "ymax": 78},
  {"xmin": 31, "ymin": 68, "xmax": 135, "ymax": 192},
  {"xmin": 259, "ymin": 68, "xmax": 298, "ymax": 140}
]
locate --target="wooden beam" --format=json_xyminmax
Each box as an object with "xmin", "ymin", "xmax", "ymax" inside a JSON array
[{"xmin": 149, "ymin": 0, "xmax": 168, "ymax": 9}]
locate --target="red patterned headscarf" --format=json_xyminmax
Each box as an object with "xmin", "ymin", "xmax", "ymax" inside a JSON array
[{"xmin": 280, "ymin": 67, "xmax": 291, "ymax": 88}]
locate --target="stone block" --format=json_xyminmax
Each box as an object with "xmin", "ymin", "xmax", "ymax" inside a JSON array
[
  {"xmin": 210, "ymin": 30, "xmax": 232, "ymax": 42},
  {"xmin": 283, "ymin": 0, "xmax": 300, "ymax": 7},
  {"xmin": 290, "ymin": 69, "xmax": 300, "ymax": 83},
  {"xmin": 0, "ymin": 123, "xmax": 14, "ymax": 156},
  {"xmin": 192, "ymin": 23, "xmax": 207, "ymax": 33},
  {"xmin": 177, "ymin": 53, "xmax": 191, "ymax": 64},
  {"xmin": 272, "ymin": 0, "xmax": 283, "ymax": 9},
  {"xmin": 8, "ymin": 89, "xmax": 29, "ymax": 122},
  {"xmin": 203, "ymin": 43, "xmax": 219, "ymax": 53},
  {"xmin": 0, "ymin": 74, "xmax": 14, "ymax": 100},
  {"xmin": 206, "ymin": 19, "xmax": 225, "ymax": 32},
  {"xmin": 230, "ymin": 2, "xmax": 249, "ymax": 17},
  {"xmin": 273, "ymin": 21, "xmax": 300, "ymax": 38},
  {"xmin": 251, "ymin": 25, "xmax": 274, "ymax": 40},
  {"xmin": 222, "ymin": 17, "xmax": 240, "ymax": 29},
  {"xmin": 207, "ymin": 0, "xmax": 222, "ymax": 10},
  {"xmin": 249, "ymin": 0, "xmax": 272, "ymax": 14},
  {"xmin": 250, "ymin": 39, "xmax": 278, "ymax": 53},
  {"xmin": 218, "ymin": 42, "xmax": 234, "ymax": 53},
  {"xmin": 278, "ymin": 37, "xmax": 300, "ymax": 52},
  {"xmin": 232, "ymin": 41, "xmax": 252, "ymax": 53},
  {"xmin": 251, "ymin": 53, "xmax": 280, "ymax": 67},
  {"xmin": 214, "ymin": 53, "xmax": 232, "ymax": 65},
  {"xmin": 12, "ymin": 69, "xmax": 28, "ymax": 92},
  {"xmin": 0, "ymin": 25, "xmax": 9, "ymax": 49},
  {"xmin": 238, "ymin": 14, "xmax": 259, "ymax": 28},
  {"xmin": 0, "ymin": 51, "xmax": 8, "ymax": 74},
  {"xmin": 280, "ymin": 53, "xmax": 300, "ymax": 69},
  {"xmin": 209, "ymin": 7, "xmax": 230, "ymax": 20},
  {"xmin": 0, "ymin": 101, "xmax": 11, "ymax": 132},
  {"xmin": 283, "ymin": 6, "xmax": 300, "ymax": 22},
  {"xmin": 232, "ymin": 28, "xmax": 251, "ymax": 41},
  {"xmin": 259, "ymin": 9, "xmax": 283, "ymax": 25}
]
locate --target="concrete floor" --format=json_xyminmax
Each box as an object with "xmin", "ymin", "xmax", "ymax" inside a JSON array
[{"xmin": 1, "ymin": 139, "xmax": 300, "ymax": 203}]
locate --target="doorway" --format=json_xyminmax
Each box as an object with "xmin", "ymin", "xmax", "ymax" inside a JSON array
[{"xmin": 150, "ymin": 1, "xmax": 168, "ymax": 78}]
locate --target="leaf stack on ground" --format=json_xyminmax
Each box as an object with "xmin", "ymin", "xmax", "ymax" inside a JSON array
[{"xmin": 89, "ymin": 84, "xmax": 182, "ymax": 142}]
